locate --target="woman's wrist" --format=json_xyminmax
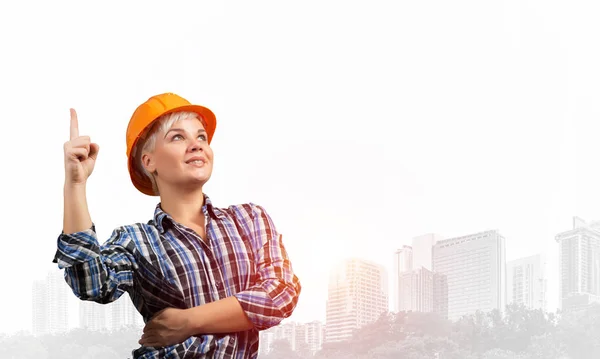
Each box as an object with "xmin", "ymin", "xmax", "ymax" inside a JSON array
[{"xmin": 187, "ymin": 306, "xmax": 206, "ymax": 335}]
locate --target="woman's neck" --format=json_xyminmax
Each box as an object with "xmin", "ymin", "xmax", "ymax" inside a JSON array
[{"xmin": 159, "ymin": 185, "xmax": 206, "ymax": 226}]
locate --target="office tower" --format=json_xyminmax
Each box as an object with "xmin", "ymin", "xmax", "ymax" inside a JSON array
[
  {"xmin": 394, "ymin": 245, "xmax": 413, "ymax": 273},
  {"xmin": 556, "ymin": 217, "xmax": 600, "ymax": 311},
  {"xmin": 325, "ymin": 258, "xmax": 388, "ymax": 343},
  {"xmin": 398, "ymin": 268, "xmax": 429, "ymax": 312},
  {"xmin": 79, "ymin": 300, "xmax": 109, "ymax": 331},
  {"xmin": 412, "ymin": 233, "xmax": 443, "ymax": 270},
  {"xmin": 393, "ymin": 245, "xmax": 413, "ymax": 312},
  {"xmin": 397, "ymin": 266, "xmax": 448, "ymax": 318},
  {"xmin": 259, "ymin": 320, "xmax": 325, "ymax": 356},
  {"xmin": 294, "ymin": 323, "xmax": 310, "ymax": 354},
  {"xmin": 109, "ymin": 295, "xmax": 143, "ymax": 330},
  {"xmin": 507, "ymin": 254, "xmax": 547, "ymax": 311},
  {"xmin": 304, "ymin": 320, "xmax": 325, "ymax": 354},
  {"xmin": 433, "ymin": 272, "xmax": 449, "ymax": 319},
  {"xmin": 259, "ymin": 320, "xmax": 297, "ymax": 355},
  {"xmin": 32, "ymin": 270, "xmax": 69, "ymax": 336},
  {"xmin": 47, "ymin": 271, "xmax": 69, "ymax": 334},
  {"xmin": 432, "ymin": 230, "xmax": 506, "ymax": 321},
  {"xmin": 258, "ymin": 329, "xmax": 276, "ymax": 356},
  {"xmin": 32, "ymin": 279, "xmax": 48, "ymax": 335},
  {"xmin": 279, "ymin": 321, "xmax": 298, "ymax": 350}
]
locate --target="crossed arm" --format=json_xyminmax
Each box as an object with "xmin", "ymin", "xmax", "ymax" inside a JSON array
[{"xmin": 140, "ymin": 205, "xmax": 302, "ymax": 347}]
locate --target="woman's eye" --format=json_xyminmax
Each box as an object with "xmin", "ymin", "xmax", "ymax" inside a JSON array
[
  {"xmin": 198, "ymin": 134, "xmax": 207, "ymax": 141},
  {"xmin": 172, "ymin": 134, "xmax": 184, "ymax": 140}
]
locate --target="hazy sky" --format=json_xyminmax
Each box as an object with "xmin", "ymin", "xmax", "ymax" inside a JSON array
[{"xmin": 1, "ymin": 0, "xmax": 600, "ymax": 334}]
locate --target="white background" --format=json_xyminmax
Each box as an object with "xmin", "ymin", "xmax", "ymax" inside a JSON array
[{"xmin": 1, "ymin": 0, "xmax": 599, "ymax": 333}]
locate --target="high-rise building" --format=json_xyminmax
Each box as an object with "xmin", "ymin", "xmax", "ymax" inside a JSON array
[
  {"xmin": 79, "ymin": 300, "xmax": 109, "ymax": 331},
  {"xmin": 394, "ymin": 245, "xmax": 413, "ymax": 273},
  {"xmin": 79, "ymin": 293, "xmax": 143, "ymax": 331},
  {"xmin": 433, "ymin": 272, "xmax": 449, "ymax": 319},
  {"xmin": 32, "ymin": 270, "xmax": 69, "ymax": 336},
  {"xmin": 397, "ymin": 266, "xmax": 448, "ymax": 318},
  {"xmin": 259, "ymin": 320, "xmax": 297, "ymax": 354},
  {"xmin": 325, "ymin": 258, "xmax": 388, "ymax": 343},
  {"xmin": 507, "ymin": 254, "xmax": 547, "ymax": 311},
  {"xmin": 412, "ymin": 234, "xmax": 442, "ymax": 270},
  {"xmin": 109, "ymin": 295, "xmax": 144, "ymax": 330},
  {"xmin": 258, "ymin": 329, "xmax": 276, "ymax": 356},
  {"xmin": 556, "ymin": 217, "xmax": 600, "ymax": 311},
  {"xmin": 304, "ymin": 320, "xmax": 325, "ymax": 354},
  {"xmin": 32, "ymin": 279, "xmax": 48, "ymax": 336},
  {"xmin": 432, "ymin": 230, "xmax": 506, "ymax": 321},
  {"xmin": 393, "ymin": 245, "xmax": 413, "ymax": 312},
  {"xmin": 259, "ymin": 320, "xmax": 325, "ymax": 356},
  {"xmin": 394, "ymin": 235, "xmax": 447, "ymax": 316}
]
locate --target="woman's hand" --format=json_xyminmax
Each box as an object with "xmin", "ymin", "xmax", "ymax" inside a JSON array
[
  {"xmin": 139, "ymin": 308, "xmax": 193, "ymax": 348},
  {"xmin": 64, "ymin": 108, "xmax": 99, "ymax": 186}
]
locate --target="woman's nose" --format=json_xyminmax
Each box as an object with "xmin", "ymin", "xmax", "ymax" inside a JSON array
[{"xmin": 189, "ymin": 140, "xmax": 203, "ymax": 152}]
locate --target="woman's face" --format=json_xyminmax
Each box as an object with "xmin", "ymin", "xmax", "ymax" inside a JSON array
[{"xmin": 142, "ymin": 116, "xmax": 214, "ymax": 192}]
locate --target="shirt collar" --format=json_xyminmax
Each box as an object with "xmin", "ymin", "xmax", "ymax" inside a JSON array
[{"xmin": 153, "ymin": 193, "xmax": 225, "ymax": 233}]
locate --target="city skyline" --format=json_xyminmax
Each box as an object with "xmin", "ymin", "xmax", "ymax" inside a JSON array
[
  {"xmin": 262, "ymin": 217, "xmax": 584, "ymax": 355},
  {"xmin": 25, "ymin": 216, "xmax": 600, "ymax": 359}
]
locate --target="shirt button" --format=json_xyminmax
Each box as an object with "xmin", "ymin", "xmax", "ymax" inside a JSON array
[
  {"xmin": 229, "ymin": 337, "xmax": 235, "ymax": 344},
  {"xmin": 216, "ymin": 282, "xmax": 222, "ymax": 289}
]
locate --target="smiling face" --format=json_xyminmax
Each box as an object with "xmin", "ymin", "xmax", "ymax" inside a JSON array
[{"xmin": 140, "ymin": 112, "xmax": 214, "ymax": 194}]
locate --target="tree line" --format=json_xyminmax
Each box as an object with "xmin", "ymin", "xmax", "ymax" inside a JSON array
[{"xmin": 263, "ymin": 303, "xmax": 600, "ymax": 359}]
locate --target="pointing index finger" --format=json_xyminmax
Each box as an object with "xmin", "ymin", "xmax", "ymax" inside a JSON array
[{"xmin": 70, "ymin": 108, "xmax": 79, "ymax": 140}]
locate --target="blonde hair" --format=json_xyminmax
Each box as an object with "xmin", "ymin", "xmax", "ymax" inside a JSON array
[{"xmin": 134, "ymin": 111, "xmax": 205, "ymax": 195}]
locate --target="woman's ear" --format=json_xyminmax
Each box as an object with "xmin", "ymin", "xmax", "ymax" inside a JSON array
[{"xmin": 141, "ymin": 153, "xmax": 156, "ymax": 173}]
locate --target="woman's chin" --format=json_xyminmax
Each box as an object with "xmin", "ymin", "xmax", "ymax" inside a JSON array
[
  {"xmin": 186, "ymin": 175, "xmax": 211, "ymax": 187},
  {"xmin": 160, "ymin": 174, "xmax": 211, "ymax": 191}
]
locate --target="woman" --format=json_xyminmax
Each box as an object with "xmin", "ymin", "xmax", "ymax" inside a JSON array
[{"xmin": 54, "ymin": 93, "xmax": 301, "ymax": 358}]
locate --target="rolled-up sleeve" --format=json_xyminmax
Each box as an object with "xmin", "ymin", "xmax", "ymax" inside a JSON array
[
  {"xmin": 52, "ymin": 225, "xmax": 138, "ymax": 304},
  {"xmin": 233, "ymin": 205, "xmax": 301, "ymax": 330}
]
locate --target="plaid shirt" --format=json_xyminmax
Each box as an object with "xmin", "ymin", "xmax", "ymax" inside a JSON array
[{"xmin": 53, "ymin": 195, "xmax": 301, "ymax": 358}]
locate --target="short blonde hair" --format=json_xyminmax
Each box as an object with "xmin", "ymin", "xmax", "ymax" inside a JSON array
[{"xmin": 133, "ymin": 111, "xmax": 205, "ymax": 195}]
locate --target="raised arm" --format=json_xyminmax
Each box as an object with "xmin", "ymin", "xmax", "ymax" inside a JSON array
[
  {"xmin": 55, "ymin": 108, "xmax": 136, "ymax": 304},
  {"xmin": 63, "ymin": 108, "xmax": 99, "ymax": 234}
]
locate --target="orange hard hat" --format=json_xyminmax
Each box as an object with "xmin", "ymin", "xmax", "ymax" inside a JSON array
[{"xmin": 126, "ymin": 92, "xmax": 217, "ymax": 196}]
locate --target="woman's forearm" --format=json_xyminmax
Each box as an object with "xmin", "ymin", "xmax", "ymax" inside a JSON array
[
  {"xmin": 63, "ymin": 183, "xmax": 93, "ymax": 234},
  {"xmin": 188, "ymin": 296, "xmax": 254, "ymax": 334}
]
